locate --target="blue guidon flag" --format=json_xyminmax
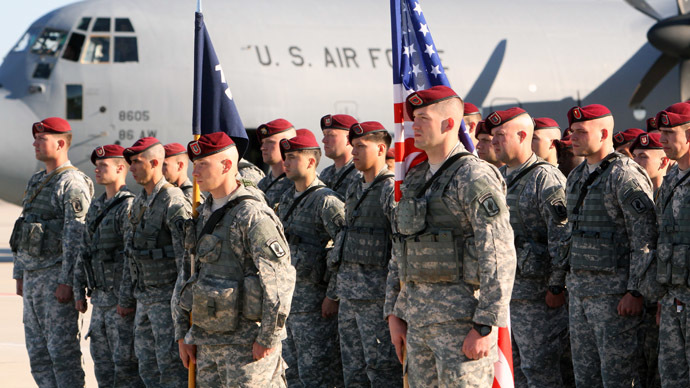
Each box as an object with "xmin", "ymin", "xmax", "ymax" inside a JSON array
[{"xmin": 192, "ymin": 11, "xmax": 248, "ymax": 157}]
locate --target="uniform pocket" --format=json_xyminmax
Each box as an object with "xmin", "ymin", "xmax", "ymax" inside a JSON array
[
  {"xmin": 192, "ymin": 278, "xmax": 240, "ymax": 333},
  {"xmin": 656, "ymin": 243, "xmax": 672, "ymax": 284},
  {"xmin": 462, "ymin": 236, "xmax": 480, "ymax": 286},
  {"xmin": 396, "ymin": 198, "xmax": 427, "ymax": 235},
  {"xmin": 242, "ymin": 275, "xmax": 263, "ymax": 321},
  {"xmin": 671, "ymin": 244, "xmax": 689, "ymax": 286}
]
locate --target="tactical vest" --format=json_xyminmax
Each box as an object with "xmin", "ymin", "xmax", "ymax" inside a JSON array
[
  {"xmin": 342, "ymin": 173, "xmax": 394, "ymax": 267},
  {"xmin": 396, "ymin": 155, "xmax": 478, "ymax": 285},
  {"xmin": 567, "ymin": 159, "xmax": 629, "ymax": 273},
  {"xmin": 657, "ymin": 177, "xmax": 690, "ymax": 286},
  {"xmin": 129, "ymin": 184, "xmax": 178, "ymax": 288},
  {"xmin": 506, "ymin": 165, "xmax": 549, "ymax": 278}
]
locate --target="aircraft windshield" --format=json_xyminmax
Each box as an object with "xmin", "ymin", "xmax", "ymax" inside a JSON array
[
  {"xmin": 30, "ymin": 28, "xmax": 67, "ymax": 56},
  {"xmin": 62, "ymin": 17, "xmax": 138, "ymax": 63},
  {"xmin": 12, "ymin": 31, "xmax": 34, "ymax": 52}
]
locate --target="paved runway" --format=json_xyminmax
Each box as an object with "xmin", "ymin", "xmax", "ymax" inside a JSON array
[{"xmin": 0, "ymin": 199, "xmax": 98, "ymax": 387}]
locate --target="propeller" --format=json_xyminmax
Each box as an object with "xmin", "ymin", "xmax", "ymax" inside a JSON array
[{"xmin": 628, "ymin": 0, "xmax": 690, "ymax": 107}]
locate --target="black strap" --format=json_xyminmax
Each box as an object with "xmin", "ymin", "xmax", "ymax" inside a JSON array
[
  {"xmin": 198, "ymin": 195, "xmax": 255, "ymax": 241},
  {"xmin": 264, "ymin": 173, "xmax": 286, "ymax": 192},
  {"xmin": 282, "ymin": 185, "xmax": 326, "ymax": 221},
  {"xmin": 332, "ymin": 164, "xmax": 356, "ymax": 191},
  {"xmin": 572, "ymin": 153, "xmax": 619, "ymax": 215},
  {"xmin": 88, "ymin": 194, "xmax": 134, "ymax": 234},
  {"xmin": 662, "ymin": 170, "xmax": 690, "ymax": 213},
  {"xmin": 350, "ymin": 173, "xmax": 394, "ymax": 214},
  {"xmin": 506, "ymin": 162, "xmax": 550, "ymax": 190},
  {"xmin": 416, "ymin": 152, "xmax": 473, "ymax": 198}
]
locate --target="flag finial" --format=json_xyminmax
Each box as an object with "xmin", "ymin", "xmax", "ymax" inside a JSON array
[{"xmin": 197, "ymin": 0, "xmax": 202, "ymax": 13}]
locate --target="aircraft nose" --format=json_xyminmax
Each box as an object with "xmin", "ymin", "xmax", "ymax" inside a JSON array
[{"xmin": 0, "ymin": 90, "xmax": 40, "ymax": 204}]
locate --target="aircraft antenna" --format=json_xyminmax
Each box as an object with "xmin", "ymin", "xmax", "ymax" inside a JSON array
[{"xmin": 197, "ymin": 0, "xmax": 202, "ymax": 13}]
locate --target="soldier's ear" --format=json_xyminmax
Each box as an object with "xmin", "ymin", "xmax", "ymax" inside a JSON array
[
  {"xmin": 443, "ymin": 117, "xmax": 455, "ymax": 133},
  {"xmin": 150, "ymin": 159, "xmax": 159, "ymax": 168},
  {"xmin": 221, "ymin": 159, "xmax": 233, "ymax": 173},
  {"xmin": 601, "ymin": 128, "xmax": 609, "ymax": 142}
]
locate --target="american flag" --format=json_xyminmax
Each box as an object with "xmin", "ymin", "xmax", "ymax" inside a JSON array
[{"xmin": 390, "ymin": 0, "xmax": 474, "ymax": 202}]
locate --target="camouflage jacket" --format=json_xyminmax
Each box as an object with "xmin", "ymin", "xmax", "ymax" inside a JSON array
[
  {"xmin": 319, "ymin": 158, "xmax": 362, "ymax": 200},
  {"xmin": 258, "ymin": 171, "xmax": 293, "ymax": 209},
  {"xmin": 238, "ymin": 158, "xmax": 266, "ymax": 186}
]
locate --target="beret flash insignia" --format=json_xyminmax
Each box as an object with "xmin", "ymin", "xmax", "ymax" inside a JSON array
[
  {"xmin": 640, "ymin": 134, "xmax": 649, "ymax": 146},
  {"xmin": 281, "ymin": 138, "xmax": 290, "ymax": 150},
  {"xmin": 650, "ymin": 117, "xmax": 657, "ymax": 127},
  {"xmin": 409, "ymin": 94, "xmax": 423, "ymax": 106},
  {"xmin": 488, "ymin": 112, "xmax": 501, "ymax": 126},
  {"xmin": 353, "ymin": 124, "xmax": 364, "ymax": 135},
  {"xmin": 324, "ymin": 115, "xmax": 332, "ymax": 126},
  {"xmin": 614, "ymin": 133, "xmax": 625, "ymax": 143},
  {"xmin": 190, "ymin": 142, "xmax": 201, "ymax": 155},
  {"xmin": 661, "ymin": 113, "xmax": 669, "ymax": 126},
  {"xmin": 572, "ymin": 108, "xmax": 582, "ymax": 120},
  {"xmin": 260, "ymin": 127, "xmax": 269, "ymax": 136},
  {"xmin": 96, "ymin": 147, "xmax": 105, "ymax": 157}
]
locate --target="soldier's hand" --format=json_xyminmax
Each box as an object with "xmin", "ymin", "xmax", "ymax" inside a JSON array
[
  {"xmin": 177, "ymin": 339, "xmax": 196, "ymax": 369},
  {"xmin": 388, "ymin": 314, "xmax": 407, "ymax": 364},
  {"xmin": 252, "ymin": 342, "xmax": 275, "ymax": 361},
  {"xmin": 617, "ymin": 292, "xmax": 643, "ymax": 316},
  {"xmin": 321, "ymin": 297, "xmax": 339, "ymax": 319},
  {"xmin": 54, "ymin": 284, "xmax": 73, "ymax": 303},
  {"xmin": 545, "ymin": 290, "xmax": 566, "ymax": 309},
  {"xmin": 462, "ymin": 327, "xmax": 492, "ymax": 360},
  {"xmin": 656, "ymin": 302, "xmax": 661, "ymax": 326},
  {"xmin": 116, "ymin": 305, "xmax": 135, "ymax": 317},
  {"xmin": 75, "ymin": 299, "xmax": 88, "ymax": 313},
  {"xmin": 15, "ymin": 279, "xmax": 23, "ymax": 296}
]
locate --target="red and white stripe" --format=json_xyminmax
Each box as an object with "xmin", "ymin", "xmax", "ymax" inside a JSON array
[
  {"xmin": 493, "ymin": 309, "xmax": 515, "ymax": 388},
  {"xmin": 393, "ymin": 83, "xmax": 427, "ymax": 201}
]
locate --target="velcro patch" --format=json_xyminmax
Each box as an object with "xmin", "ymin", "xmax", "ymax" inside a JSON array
[
  {"xmin": 267, "ymin": 238, "xmax": 286, "ymax": 257},
  {"xmin": 630, "ymin": 195, "xmax": 651, "ymax": 214},
  {"xmin": 550, "ymin": 199, "xmax": 568, "ymax": 222},
  {"xmin": 478, "ymin": 192, "xmax": 500, "ymax": 217},
  {"xmin": 71, "ymin": 198, "xmax": 85, "ymax": 215}
]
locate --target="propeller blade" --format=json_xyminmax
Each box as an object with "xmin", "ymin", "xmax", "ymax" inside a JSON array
[
  {"xmin": 629, "ymin": 53, "xmax": 679, "ymax": 107},
  {"xmin": 679, "ymin": 0, "xmax": 690, "ymax": 15},
  {"xmin": 624, "ymin": 0, "xmax": 663, "ymax": 20},
  {"xmin": 681, "ymin": 60, "xmax": 690, "ymax": 101}
]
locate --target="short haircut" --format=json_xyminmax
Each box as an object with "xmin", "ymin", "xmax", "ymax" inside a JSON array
[
  {"xmin": 56, "ymin": 132, "xmax": 72, "ymax": 148},
  {"xmin": 296, "ymin": 149, "xmax": 321, "ymax": 166},
  {"xmin": 141, "ymin": 143, "xmax": 165, "ymax": 161},
  {"xmin": 360, "ymin": 131, "xmax": 392, "ymax": 149}
]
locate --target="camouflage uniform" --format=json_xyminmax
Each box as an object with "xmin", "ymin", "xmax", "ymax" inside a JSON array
[
  {"xmin": 385, "ymin": 143, "xmax": 516, "ymax": 387},
  {"xmin": 559, "ymin": 152, "xmax": 657, "ymax": 388},
  {"xmin": 654, "ymin": 165, "xmax": 690, "ymax": 387},
  {"xmin": 73, "ymin": 187, "xmax": 144, "ymax": 387},
  {"xmin": 329, "ymin": 167, "xmax": 402, "ymax": 387},
  {"xmin": 277, "ymin": 177, "xmax": 345, "ymax": 387},
  {"xmin": 238, "ymin": 158, "xmax": 266, "ymax": 186},
  {"xmin": 172, "ymin": 184, "xmax": 295, "ymax": 387},
  {"xmin": 121, "ymin": 177, "xmax": 191, "ymax": 387},
  {"xmin": 320, "ymin": 159, "xmax": 362, "ymax": 200},
  {"xmin": 11, "ymin": 162, "xmax": 93, "ymax": 387},
  {"xmin": 258, "ymin": 172, "xmax": 293, "ymax": 209},
  {"xmin": 499, "ymin": 154, "xmax": 570, "ymax": 388}
]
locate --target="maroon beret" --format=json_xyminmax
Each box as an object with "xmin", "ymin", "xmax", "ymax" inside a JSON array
[
  {"xmin": 164, "ymin": 143, "xmax": 187, "ymax": 158},
  {"xmin": 534, "ymin": 117, "xmax": 560, "ymax": 131},
  {"xmin": 187, "ymin": 132, "xmax": 235, "ymax": 161},
  {"xmin": 386, "ymin": 146, "xmax": 395, "ymax": 160},
  {"xmin": 280, "ymin": 129, "xmax": 320, "ymax": 160},
  {"xmin": 405, "ymin": 86, "xmax": 460, "ymax": 116},
  {"xmin": 656, "ymin": 102, "xmax": 690, "ymax": 128},
  {"xmin": 123, "ymin": 137, "xmax": 162, "ymax": 164},
  {"xmin": 613, "ymin": 128, "xmax": 645, "ymax": 148},
  {"xmin": 630, "ymin": 132, "xmax": 663, "ymax": 153},
  {"xmin": 321, "ymin": 114, "xmax": 358, "ymax": 131},
  {"xmin": 646, "ymin": 117, "xmax": 658, "ymax": 132},
  {"xmin": 257, "ymin": 118, "xmax": 295, "ymax": 141},
  {"xmin": 558, "ymin": 134, "xmax": 573, "ymax": 149},
  {"xmin": 464, "ymin": 102, "xmax": 480, "ymax": 116},
  {"xmin": 475, "ymin": 120, "xmax": 491, "ymax": 138},
  {"xmin": 567, "ymin": 104, "xmax": 612, "ymax": 126},
  {"xmin": 484, "ymin": 107, "xmax": 528, "ymax": 132},
  {"xmin": 349, "ymin": 121, "xmax": 388, "ymax": 142},
  {"xmin": 32, "ymin": 117, "xmax": 71, "ymax": 138},
  {"xmin": 91, "ymin": 144, "xmax": 125, "ymax": 165}
]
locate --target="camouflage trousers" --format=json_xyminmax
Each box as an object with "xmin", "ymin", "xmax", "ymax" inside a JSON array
[
  {"xmin": 283, "ymin": 311, "xmax": 344, "ymax": 387},
  {"xmin": 134, "ymin": 299, "xmax": 187, "ymax": 388},
  {"xmin": 637, "ymin": 302, "xmax": 660, "ymax": 388},
  {"xmin": 406, "ymin": 319, "xmax": 496, "ymax": 388},
  {"xmin": 196, "ymin": 342, "xmax": 287, "ymax": 388},
  {"xmin": 87, "ymin": 304, "xmax": 144, "ymax": 388},
  {"xmin": 22, "ymin": 264, "xmax": 85, "ymax": 388},
  {"xmin": 569, "ymin": 294, "xmax": 642, "ymax": 388},
  {"xmin": 338, "ymin": 298, "xmax": 402, "ymax": 387},
  {"xmin": 658, "ymin": 294, "xmax": 690, "ymax": 387},
  {"xmin": 510, "ymin": 299, "xmax": 569, "ymax": 388}
]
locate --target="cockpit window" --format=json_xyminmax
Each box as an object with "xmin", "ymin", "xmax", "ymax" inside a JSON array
[
  {"xmin": 92, "ymin": 18, "xmax": 111, "ymax": 32},
  {"xmin": 83, "ymin": 36, "xmax": 110, "ymax": 63},
  {"xmin": 114, "ymin": 37, "xmax": 138, "ymax": 62},
  {"xmin": 30, "ymin": 28, "xmax": 67, "ymax": 56},
  {"xmin": 62, "ymin": 32, "xmax": 85, "ymax": 61},
  {"xmin": 33, "ymin": 63, "xmax": 53, "ymax": 79},
  {"xmin": 115, "ymin": 18, "xmax": 135, "ymax": 32},
  {"xmin": 12, "ymin": 31, "xmax": 33, "ymax": 52},
  {"xmin": 77, "ymin": 17, "xmax": 91, "ymax": 31}
]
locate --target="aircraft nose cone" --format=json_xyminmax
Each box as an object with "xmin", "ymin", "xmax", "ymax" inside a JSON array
[
  {"xmin": 0, "ymin": 90, "xmax": 40, "ymax": 204},
  {"xmin": 648, "ymin": 14, "xmax": 690, "ymax": 59}
]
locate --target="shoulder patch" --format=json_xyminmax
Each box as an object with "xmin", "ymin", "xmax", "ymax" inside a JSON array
[
  {"xmin": 267, "ymin": 238, "xmax": 286, "ymax": 257},
  {"xmin": 550, "ymin": 198, "xmax": 568, "ymax": 221},
  {"xmin": 71, "ymin": 197, "xmax": 84, "ymax": 215},
  {"xmin": 630, "ymin": 195, "xmax": 652, "ymax": 214},
  {"xmin": 478, "ymin": 192, "xmax": 500, "ymax": 217}
]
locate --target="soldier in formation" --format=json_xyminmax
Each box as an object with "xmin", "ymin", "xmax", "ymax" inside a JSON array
[
  {"xmin": 257, "ymin": 118, "xmax": 297, "ymax": 208},
  {"xmin": 319, "ymin": 114, "xmax": 362, "ymax": 199}
]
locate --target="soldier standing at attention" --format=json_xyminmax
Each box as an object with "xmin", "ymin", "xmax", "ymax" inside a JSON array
[
  {"xmin": 10, "ymin": 117, "xmax": 93, "ymax": 387},
  {"xmin": 559, "ymin": 104, "xmax": 657, "ymax": 388},
  {"xmin": 73, "ymin": 145, "xmax": 144, "ymax": 387},
  {"xmin": 488, "ymin": 108, "xmax": 570, "ymax": 387},
  {"xmin": 531, "ymin": 117, "xmax": 562, "ymax": 167},
  {"xmin": 385, "ymin": 86, "xmax": 516, "ymax": 387},
  {"xmin": 613, "ymin": 128, "xmax": 646, "ymax": 158},
  {"xmin": 319, "ymin": 114, "xmax": 362, "ymax": 199},
  {"xmin": 277, "ymin": 129, "xmax": 346, "ymax": 387},
  {"xmin": 329, "ymin": 121, "xmax": 402, "ymax": 387},
  {"xmin": 475, "ymin": 120, "xmax": 505, "ymax": 169},
  {"xmin": 463, "ymin": 102, "xmax": 482, "ymax": 147},
  {"xmin": 257, "ymin": 118, "xmax": 297, "ymax": 208},
  {"xmin": 163, "ymin": 142, "xmax": 195, "ymax": 201},
  {"xmin": 121, "ymin": 137, "xmax": 191, "ymax": 387},
  {"xmin": 174, "ymin": 132, "xmax": 295, "ymax": 387}
]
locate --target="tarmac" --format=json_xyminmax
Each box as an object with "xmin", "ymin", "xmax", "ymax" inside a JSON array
[{"xmin": 0, "ymin": 199, "xmax": 98, "ymax": 387}]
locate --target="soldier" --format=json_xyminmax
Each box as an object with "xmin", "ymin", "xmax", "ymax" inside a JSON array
[
  {"xmin": 121, "ymin": 137, "xmax": 191, "ymax": 387},
  {"xmin": 328, "ymin": 121, "xmax": 402, "ymax": 387},
  {"xmin": 257, "ymin": 118, "xmax": 297, "ymax": 208},
  {"xmin": 556, "ymin": 134, "xmax": 583, "ymax": 177},
  {"xmin": 463, "ymin": 102, "xmax": 482, "ymax": 147},
  {"xmin": 487, "ymin": 108, "xmax": 570, "ymax": 388},
  {"xmin": 385, "ymin": 86, "xmax": 516, "ymax": 387},
  {"xmin": 558, "ymin": 104, "xmax": 657, "ymax": 388},
  {"xmin": 475, "ymin": 120, "xmax": 505, "ymax": 168},
  {"xmin": 632, "ymin": 133, "xmax": 669, "ymax": 202},
  {"xmin": 277, "ymin": 129, "xmax": 345, "ymax": 387},
  {"xmin": 163, "ymin": 142, "xmax": 194, "ymax": 201},
  {"xmin": 613, "ymin": 127, "xmax": 645, "ymax": 158},
  {"xmin": 73, "ymin": 145, "xmax": 144, "ymax": 388},
  {"xmin": 652, "ymin": 102, "xmax": 690, "ymax": 387},
  {"xmin": 647, "ymin": 117, "xmax": 659, "ymax": 134},
  {"xmin": 237, "ymin": 157, "xmax": 266, "ymax": 186},
  {"xmin": 319, "ymin": 114, "xmax": 362, "ymax": 199},
  {"xmin": 10, "ymin": 117, "xmax": 93, "ymax": 387},
  {"xmin": 173, "ymin": 132, "xmax": 295, "ymax": 387},
  {"xmin": 531, "ymin": 117, "xmax": 562, "ymax": 166}
]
